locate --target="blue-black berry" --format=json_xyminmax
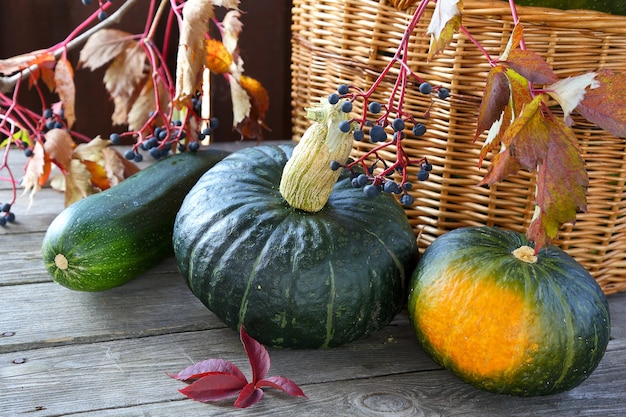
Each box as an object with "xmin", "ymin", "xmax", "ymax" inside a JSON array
[
  {"xmin": 328, "ymin": 93, "xmax": 340, "ymax": 105},
  {"xmin": 412, "ymin": 123, "xmax": 427, "ymax": 137},
  {"xmin": 188, "ymin": 141, "xmax": 200, "ymax": 152},
  {"xmin": 400, "ymin": 193, "xmax": 415, "ymax": 207},
  {"xmin": 417, "ymin": 169, "xmax": 430, "ymax": 181},
  {"xmin": 391, "ymin": 118, "xmax": 405, "ymax": 132},
  {"xmin": 363, "ymin": 184, "xmax": 382, "ymax": 198},
  {"xmin": 330, "ymin": 160, "xmax": 342, "ymax": 171},
  {"xmin": 338, "ymin": 120, "xmax": 351, "ymax": 133},
  {"xmin": 438, "ymin": 88, "xmax": 450, "ymax": 99},
  {"xmin": 419, "ymin": 82, "xmax": 432, "ymax": 95},
  {"xmin": 369, "ymin": 125, "xmax": 386, "ymax": 142},
  {"xmin": 109, "ymin": 133, "xmax": 122, "ymax": 145},
  {"xmin": 340, "ymin": 101, "xmax": 353, "ymax": 113},
  {"xmin": 337, "ymin": 84, "xmax": 350, "ymax": 95},
  {"xmin": 368, "ymin": 101, "xmax": 382, "ymax": 114},
  {"xmin": 353, "ymin": 129, "xmax": 365, "ymax": 141}
]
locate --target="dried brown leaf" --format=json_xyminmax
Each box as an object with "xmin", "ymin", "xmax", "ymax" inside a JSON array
[
  {"xmin": 174, "ymin": 0, "xmax": 216, "ymax": 106},
  {"xmin": 64, "ymin": 159, "xmax": 97, "ymax": 206},
  {"xmin": 79, "ymin": 29, "xmax": 136, "ymax": 71},
  {"xmin": 0, "ymin": 49, "xmax": 52, "ymax": 75},
  {"xmin": 54, "ymin": 57, "xmax": 76, "ymax": 128},
  {"xmin": 101, "ymin": 146, "xmax": 139, "ymax": 187},
  {"xmin": 127, "ymin": 79, "xmax": 170, "ymax": 131},
  {"xmin": 43, "ymin": 128, "xmax": 75, "ymax": 172},
  {"xmin": 21, "ymin": 141, "xmax": 49, "ymax": 205}
]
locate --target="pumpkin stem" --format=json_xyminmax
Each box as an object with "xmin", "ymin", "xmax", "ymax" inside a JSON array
[
  {"xmin": 512, "ymin": 245, "xmax": 538, "ymax": 264},
  {"xmin": 279, "ymin": 98, "xmax": 353, "ymax": 212}
]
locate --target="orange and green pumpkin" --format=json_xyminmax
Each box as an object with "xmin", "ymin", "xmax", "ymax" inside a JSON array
[{"xmin": 408, "ymin": 226, "xmax": 610, "ymax": 396}]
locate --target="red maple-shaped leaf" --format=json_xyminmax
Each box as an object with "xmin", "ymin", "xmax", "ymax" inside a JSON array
[
  {"xmin": 576, "ymin": 69, "xmax": 626, "ymax": 138},
  {"xmin": 474, "ymin": 65, "xmax": 510, "ymax": 142},
  {"xmin": 169, "ymin": 327, "xmax": 306, "ymax": 408},
  {"xmin": 527, "ymin": 117, "xmax": 588, "ymax": 249},
  {"xmin": 504, "ymin": 49, "xmax": 558, "ymax": 85}
]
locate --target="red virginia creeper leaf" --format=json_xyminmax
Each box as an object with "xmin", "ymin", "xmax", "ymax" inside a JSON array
[
  {"xmin": 500, "ymin": 24, "xmax": 524, "ymax": 60},
  {"xmin": 504, "ymin": 94, "xmax": 550, "ymax": 171},
  {"xmin": 576, "ymin": 69, "xmax": 626, "ymax": 138},
  {"xmin": 504, "ymin": 49, "xmax": 558, "ymax": 85},
  {"xmin": 478, "ymin": 146, "xmax": 522, "ymax": 186},
  {"xmin": 179, "ymin": 373, "xmax": 247, "ymax": 402},
  {"xmin": 234, "ymin": 383, "xmax": 264, "ymax": 408},
  {"xmin": 505, "ymin": 68, "xmax": 534, "ymax": 117},
  {"xmin": 169, "ymin": 358, "xmax": 247, "ymax": 383},
  {"xmin": 527, "ymin": 117, "xmax": 588, "ymax": 250},
  {"xmin": 240, "ymin": 326, "xmax": 270, "ymax": 383},
  {"xmin": 474, "ymin": 65, "xmax": 510, "ymax": 141},
  {"xmin": 257, "ymin": 376, "xmax": 308, "ymax": 398}
]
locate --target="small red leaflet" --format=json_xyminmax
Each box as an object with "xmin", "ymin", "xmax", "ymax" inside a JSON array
[{"xmin": 168, "ymin": 326, "xmax": 307, "ymax": 408}]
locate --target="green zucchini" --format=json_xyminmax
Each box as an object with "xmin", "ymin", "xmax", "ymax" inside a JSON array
[{"xmin": 42, "ymin": 149, "xmax": 230, "ymax": 291}]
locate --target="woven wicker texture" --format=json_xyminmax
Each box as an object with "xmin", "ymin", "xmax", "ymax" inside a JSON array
[{"xmin": 290, "ymin": 0, "xmax": 626, "ymax": 295}]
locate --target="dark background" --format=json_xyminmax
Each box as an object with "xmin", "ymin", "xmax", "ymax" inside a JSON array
[{"xmin": 0, "ymin": 0, "xmax": 292, "ymax": 142}]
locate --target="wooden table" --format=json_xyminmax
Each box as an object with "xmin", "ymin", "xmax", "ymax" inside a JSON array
[{"xmin": 2, "ymin": 143, "xmax": 625, "ymax": 416}]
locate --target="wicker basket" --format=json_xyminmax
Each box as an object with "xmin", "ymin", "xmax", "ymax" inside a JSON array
[{"xmin": 290, "ymin": 0, "xmax": 626, "ymax": 295}]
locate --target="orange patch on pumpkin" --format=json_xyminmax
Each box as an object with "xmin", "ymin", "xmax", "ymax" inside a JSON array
[{"xmin": 414, "ymin": 270, "xmax": 536, "ymax": 379}]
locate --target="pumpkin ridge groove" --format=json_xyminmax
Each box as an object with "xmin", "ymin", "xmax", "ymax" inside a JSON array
[
  {"xmin": 236, "ymin": 211, "xmax": 292, "ymax": 329},
  {"xmin": 325, "ymin": 260, "xmax": 336, "ymax": 349}
]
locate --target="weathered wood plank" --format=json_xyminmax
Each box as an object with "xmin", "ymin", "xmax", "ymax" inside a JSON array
[
  {"xmin": 0, "ymin": 264, "xmax": 220, "ymax": 354},
  {"xmin": 1, "ymin": 327, "xmax": 624, "ymax": 417}
]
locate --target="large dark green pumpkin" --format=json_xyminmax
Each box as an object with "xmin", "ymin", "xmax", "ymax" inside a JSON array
[
  {"xmin": 408, "ymin": 226, "xmax": 611, "ymax": 396},
  {"xmin": 173, "ymin": 144, "xmax": 418, "ymax": 348}
]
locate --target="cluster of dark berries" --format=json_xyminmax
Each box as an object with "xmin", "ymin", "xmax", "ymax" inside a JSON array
[
  {"xmin": 108, "ymin": 117, "xmax": 219, "ymax": 162},
  {"xmin": 330, "ymin": 158, "xmax": 431, "ymax": 207},
  {"xmin": 41, "ymin": 108, "xmax": 66, "ymax": 133},
  {"xmin": 326, "ymin": 83, "xmax": 442, "ymax": 207},
  {"xmin": 418, "ymin": 82, "xmax": 450, "ymax": 100},
  {"xmin": 0, "ymin": 202, "xmax": 15, "ymax": 226}
]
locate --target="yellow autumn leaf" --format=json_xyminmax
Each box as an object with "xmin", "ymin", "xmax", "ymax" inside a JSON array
[
  {"xmin": 236, "ymin": 75, "xmax": 270, "ymax": 139},
  {"xmin": 426, "ymin": 0, "xmax": 462, "ymax": 60},
  {"xmin": 205, "ymin": 39, "xmax": 233, "ymax": 74}
]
